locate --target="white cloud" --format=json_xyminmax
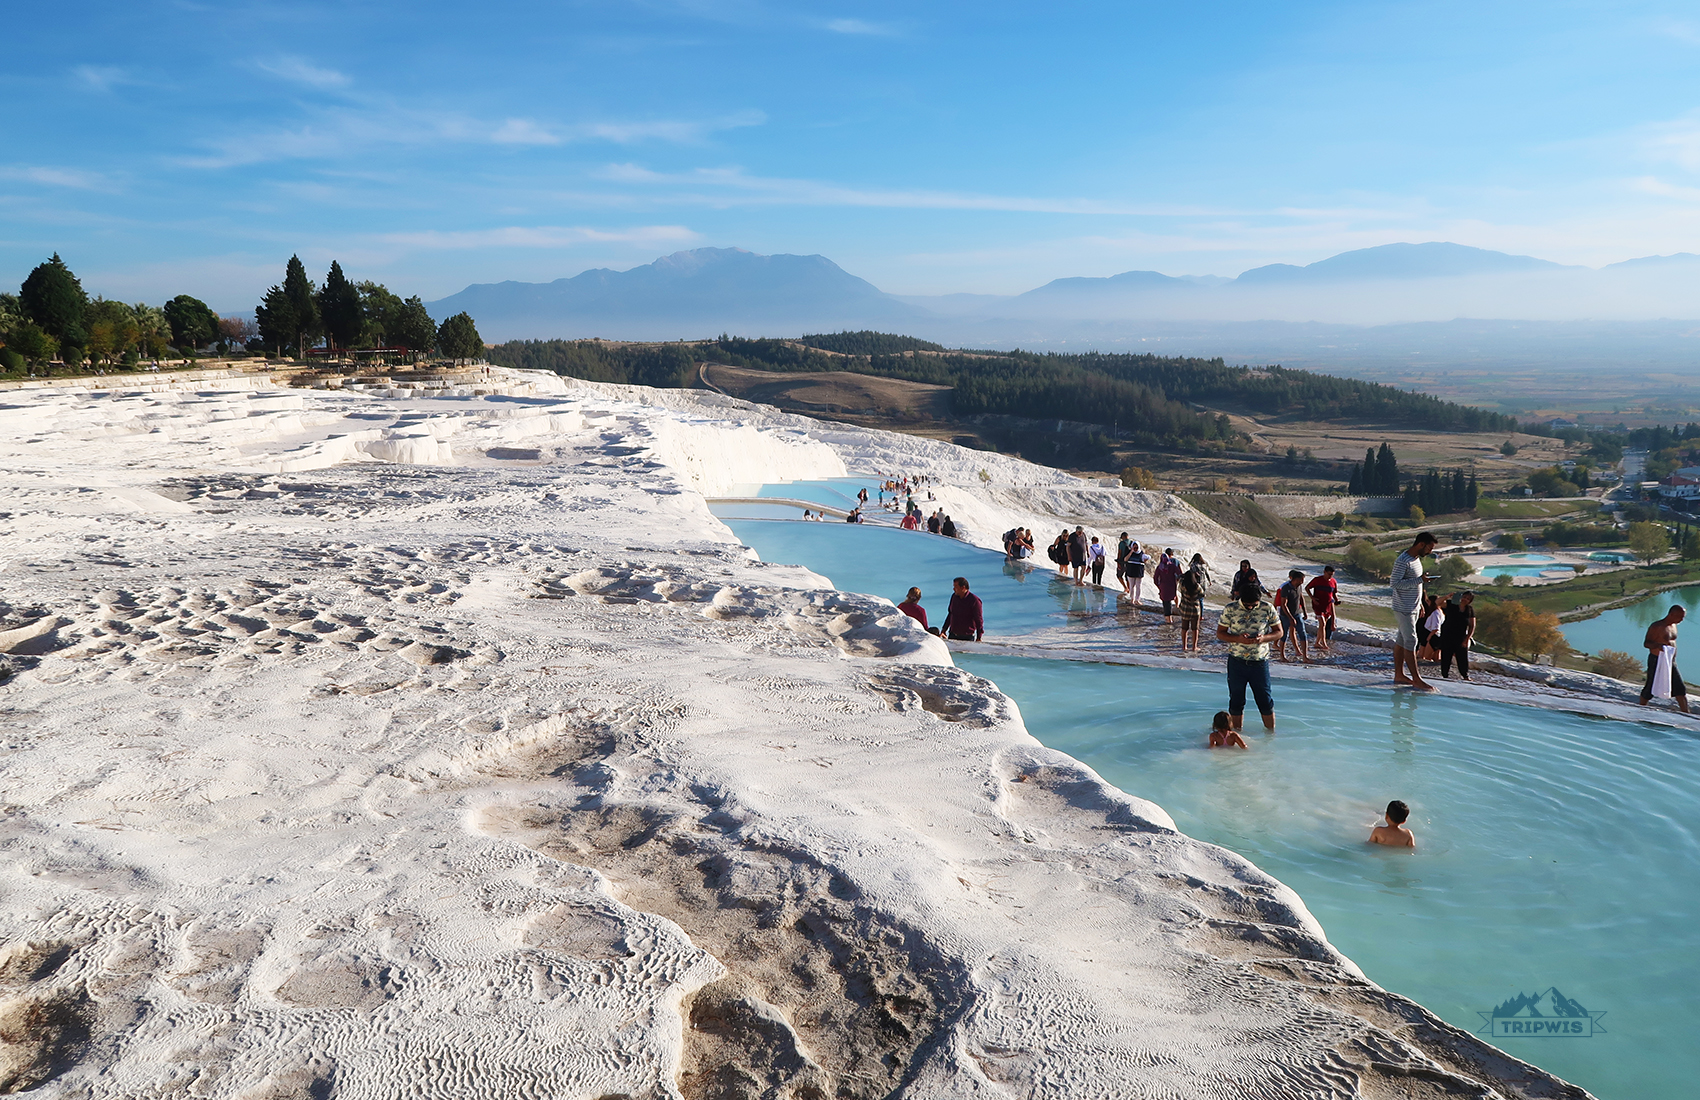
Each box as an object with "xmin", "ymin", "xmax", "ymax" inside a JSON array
[
  {"xmin": 1637, "ymin": 112, "xmax": 1700, "ymax": 173},
  {"xmin": 594, "ymin": 164, "xmax": 1226, "ymax": 215},
  {"xmin": 73, "ymin": 65, "xmax": 132, "ymax": 92},
  {"xmin": 492, "ymin": 119, "xmax": 562, "ymax": 146},
  {"xmin": 1652, "ymin": 17, "xmax": 1700, "ymax": 46},
  {"xmin": 575, "ymin": 110, "xmax": 766, "ymax": 145},
  {"xmin": 1630, "ymin": 175, "xmax": 1700, "ymax": 202},
  {"xmin": 826, "ymin": 18, "xmax": 896, "ymax": 35},
  {"xmin": 0, "ymin": 165, "xmax": 112, "ymax": 190},
  {"xmin": 255, "ymin": 56, "xmax": 352, "ymax": 90},
  {"xmin": 375, "ymin": 225, "xmax": 699, "ymax": 250}
]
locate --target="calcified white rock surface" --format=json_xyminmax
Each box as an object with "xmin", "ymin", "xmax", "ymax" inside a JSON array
[{"xmin": 0, "ymin": 372, "xmax": 1583, "ymax": 1099}]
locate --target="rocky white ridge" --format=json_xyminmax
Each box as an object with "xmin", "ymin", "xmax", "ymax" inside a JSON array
[{"xmin": 0, "ymin": 370, "xmax": 1585, "ymax": 1098}]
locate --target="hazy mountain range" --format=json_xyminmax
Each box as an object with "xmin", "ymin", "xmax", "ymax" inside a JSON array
[{"xmin": 427, "ymin": 242, "xmax": 1700, "ymax": 370}]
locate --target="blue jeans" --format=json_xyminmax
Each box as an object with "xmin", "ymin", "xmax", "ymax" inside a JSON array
[{"xmin": 1227, "ymin": 655, "xmax": 1274, "ymax": 716}]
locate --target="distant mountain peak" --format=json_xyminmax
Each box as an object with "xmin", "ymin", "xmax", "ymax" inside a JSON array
[{"xmin": 1236, "ymin": 241, "xmax": 1573, "ymax": 283}]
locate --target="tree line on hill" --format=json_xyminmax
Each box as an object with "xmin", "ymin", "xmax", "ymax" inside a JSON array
[
  {"xmin": 487, "ymin": 332, "xmax": 1526, "ymax": 460},
  {"xmin": 0, "ymin": 253, "xmax": 486, "ymax": 375}
]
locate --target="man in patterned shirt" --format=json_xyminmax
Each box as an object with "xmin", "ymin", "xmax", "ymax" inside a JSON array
[{"xmin": 1215, "ymin": 584, "xmax": 1283, "ymax": 731}]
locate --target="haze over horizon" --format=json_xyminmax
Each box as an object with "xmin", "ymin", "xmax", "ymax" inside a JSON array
[{"xmin": 6, "ymin": 1, "xmax": 1700, "ymax": 316}]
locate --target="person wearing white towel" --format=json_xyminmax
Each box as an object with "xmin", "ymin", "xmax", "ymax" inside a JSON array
[{"xmin": 1639, "ymin": 605, "xmax": 1690, "ymax": 713}]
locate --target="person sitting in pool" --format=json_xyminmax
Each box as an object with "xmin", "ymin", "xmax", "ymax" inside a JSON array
[
  {"xmin": 1208, "ymin": 710, "xmax": 1247, "ymax": 749},
  {"xmin": 1369, "ymin": 800, "xmax": 1417, "ymax": 848}
]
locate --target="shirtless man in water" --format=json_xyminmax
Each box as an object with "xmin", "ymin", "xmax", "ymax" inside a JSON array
[{"xmin": 1639, "ymin": 605, "xmax": 1690, "ymax": 713}]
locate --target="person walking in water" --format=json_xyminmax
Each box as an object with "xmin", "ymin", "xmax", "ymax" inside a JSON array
[
  {"xmin": 1124, "ymin": 540, "xmax": 1149, "ymax": 606},
  {"xmin": 942, "ymin": 576, "xmax": 984, "ymax": 642},
  {"xmin": 1115, "ymin": 532, "xmax": 1133, "ymax": 595},
  {"xmin": 1049, "ymin": 531, "xmax": 1071, "ymax": 577},
  {"xmin": 1216, "ymin": 582, "xmax": 1282, "ymax": 730},
  {"xmin": 1087, "ymin": 536, "xmax": 1107, "ymax": 586},
  {"xmin": 1068, "ymin": 526, "xmax": 1089, "ymax": 587},
  {"xmin": 1273, "ymin": 569, "xmax": 1310, "ymax": 663},
  {"xmin": 1391, "ymin": 532, "xmax": 1437, "ymax": 690},
  {"xmin": 1177, "ymin": 562, "xmax": 1205, "ymax": 652},
  {"xmin": 1639, "ymin": 605, "xmax": 1690, "ymax": 713},
  {"xmin": 1155, "ymin": 548, "xmax": 1181, "ymax": 622}
]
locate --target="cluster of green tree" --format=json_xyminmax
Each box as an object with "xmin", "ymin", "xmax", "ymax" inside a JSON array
[
  {"xmin": 1523, "ymin": 464, "xmax": 1593, "ymax": 497},
  {"xmin": 1541, "ymin": 521, "xmax": 1623, "ymax": 547},
  {"xmin": 794, "ymin": 331, "xmax": 945, "ymax": 355},
  {"xmin": 0, "ymin": 254, "xmax": 240, "ymax": 373},
  {"xmin": 1345, "ymin": 443, "xmax": 1401, "ymax": 495},
  {"xmin": 486, "ymin": 340, "xmax": 696, "ymax": 388},
  {"xmin": 1401, "ymin": 468, "xmax": 1479, "ymax": 516},
  {"xmin": 252, "ymin": 255, "xmax": 475, "ymax": 361}
]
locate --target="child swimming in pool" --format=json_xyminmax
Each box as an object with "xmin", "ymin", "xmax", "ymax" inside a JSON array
[
  {"xmin": 1369, "ymin": 800, "xmax": 1417, "ymax": 848},
  {"xmin": 1208, "ymin": 711, "xmax": 1248, "ymax": 749}
]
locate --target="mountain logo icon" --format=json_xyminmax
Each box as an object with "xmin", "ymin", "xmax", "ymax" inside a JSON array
[{"xmin": 1478, "ymin": 987, "xmax": 1607, "ymax": 1038}]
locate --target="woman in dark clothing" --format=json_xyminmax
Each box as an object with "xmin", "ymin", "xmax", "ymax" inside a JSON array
[
  {"xmin": 1439, "ymin": 591, "xmax": 1475, "ymax": 680},
  {"xmin": 1049, "ymin": 531, "xmax": 1071, "ymax": 576}
]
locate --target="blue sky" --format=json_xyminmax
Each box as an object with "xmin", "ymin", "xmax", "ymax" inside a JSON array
[{"xmin": 3, "ymin": 0, "xmax": 1700, "ymax": 311}]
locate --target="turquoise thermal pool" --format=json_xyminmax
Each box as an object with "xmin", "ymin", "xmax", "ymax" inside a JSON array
[
  {"xmin": 722, "ymin": 519, "xmax": 1135, "ymax": 638},
  {"xmin": 721, "ymin": 504, "xmax": 1699, "ymax": 1100},
  {"xmin": 954, "ymin": 655, "xmax": 1696, "ymax": 1100},
  {"xmin": 1562, "ymin": 583, "xmax": 1700, "ymax": 656}
]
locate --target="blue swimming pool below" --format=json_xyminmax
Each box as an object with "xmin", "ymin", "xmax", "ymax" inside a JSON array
[{"xmin": 723, "ymin": 511, "xmax": 1696, "ymax": 1098}]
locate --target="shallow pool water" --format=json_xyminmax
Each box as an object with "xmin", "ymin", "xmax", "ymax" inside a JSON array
[
  {"xmin": 1562, "ymin": 583, "xmax": 1700, "ymax": 656},
  {"xmin": 725, "ymin": 514, "xmax": 1695, "ymax": 1098},
  {"xmin": 1509, "ymin": 553, "xmax": 1557, "ymax": 562},
  {"xmin": 957, "ymin": 655, "xmax": 1699, "ymax": 1100},
  {"xmin": 722, "ymin": 518, "xmax": 1139, "ymax": 637}
]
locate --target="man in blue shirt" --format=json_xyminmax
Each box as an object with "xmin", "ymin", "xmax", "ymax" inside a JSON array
[{"xmin": 1390, "ymin": 531, "xmax": 1437, "ymax": 690}]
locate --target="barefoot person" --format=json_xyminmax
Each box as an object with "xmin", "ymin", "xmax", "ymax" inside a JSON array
[
  {"xmin": 1391, "ymin": 532, "xmax": 1437, "ymax": 690},
  {"xmin": 1216, "ymin": 584, "xmax": 1282, "ymax": 731},
  {"xmin": 1068, "ymin": 526, "xmax": 1089, "ymax": 587},
  {"xmin": 1178, "ymin": 564, "xmax": 1205, "ymax": 652},
  {"xmin": 1274, "ymin": 569, "xmax": 1310, "ymax": 663},
  {"xmin": 1369, "ymin": 800, "xmax": 1417, "ymax": 848},
  {"xmin": 1306, "ymin": 565, "xmax": 1339, "ymax": 651},
  {"xmin": 1639, "ymin": 605, "xmax": 1691, "ymax": 713},
  {"xmin": 1208, "ymin": 711, "xmax": 1248, "ymax": 749}
]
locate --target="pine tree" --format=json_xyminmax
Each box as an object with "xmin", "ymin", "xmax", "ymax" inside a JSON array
[
  {"xmin": 282, "ymin": 256, "xmax": 320, "ymax": 358},
  {"xmin": 1467, "ymin": 472, "xmax": 1480, "ymax": 510},
  {"xmin": 20, "ymin": 253, "xmax": 89, "ymax": 355},
  {"xmin": 1451, "ymin": 469, "xmax": 1468, "ymax": 511},
  {"xmin": 255, "ymin": 285, "xmax": 297, "ymax": 357},
  {"xmin": 1363, "ymin": 448, "xmax": 1379, "ymax": 492},
  {"xmin": 436, "ymin": 312, "xmax": 484, "ymax": 364},
  {"xmin": 1403, "ymin": 478, "xmax": 1418, "ymax": 511},
  {"xmin": 1348, "ymin": 464, "xmax": 1362, "ymax": 495},
  {"xmin": 1376, "ymin": 442, "xmax": 1399, "ymax": 495},
  {"xmin": 316, "ymin": 261, "xmax": 363, "ymax": 351}
]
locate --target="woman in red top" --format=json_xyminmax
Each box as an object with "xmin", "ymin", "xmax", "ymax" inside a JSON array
[{"xmin": 897, "ymin": 587, "xmax": 930, "ymax": 632}]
